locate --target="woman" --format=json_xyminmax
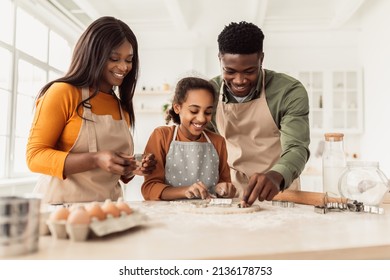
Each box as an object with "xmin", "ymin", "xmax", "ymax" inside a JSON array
[
  {"xmin": 26, "ymin": 16, "xmax": 155, "ymax": 204},
  {"xmin": 141, "ymin": 77, "xmax": 235, "ymax": 200}
]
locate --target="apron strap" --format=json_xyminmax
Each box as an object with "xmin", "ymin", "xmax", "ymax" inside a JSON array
[
  {"xmin": 82, "ymin": 88, "xmax": 98, "ymax": 153},
  {"xmin": 202, "ymin": 131, "xmax": 212, "ymax": 143},
  {"xmin": 173, "ymin": 125, "xmax": 212, "ymax": 143},
  {"xmin": 113, "ymin": 90, "xmax": 126, "ymax": 121},
  {"xmin": 172, "ymin": 125, "xmax": 179, "ymax": 140}
]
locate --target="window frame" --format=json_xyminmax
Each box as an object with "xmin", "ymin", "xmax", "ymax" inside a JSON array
[{"xmin": 0, "ymin": 0, "xmax": 79, "ymax": 183}]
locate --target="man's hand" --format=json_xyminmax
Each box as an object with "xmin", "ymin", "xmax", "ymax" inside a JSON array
[{"xmin": 241, "ymin": 170, "xmax": 284, "ymax": 206}]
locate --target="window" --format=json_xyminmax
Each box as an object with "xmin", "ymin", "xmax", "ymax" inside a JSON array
[
  {"xmin": 49, "ymin": 31, "xmax": 71, "ymax": 71},
  {"xmin": 13, "ymin": 60, "xmax": 47, "ymax": 176},
  {"xmin": 15, "ymin": 8, "xmax": 48, "ymax": 63},
  {"xmin": 0, "ymin": 0, "xmax": 13, "ymax": 44},
  {"xmin": 0, "ymin": 1, "xmax": 13, "ymax": 179},
  {"xmin": 0, "ymin": 48, "xmax": 12, "ymax": 90},
  {"xmin": 0, "ymin": 0, "xmax": 72, "ymax": 181}
]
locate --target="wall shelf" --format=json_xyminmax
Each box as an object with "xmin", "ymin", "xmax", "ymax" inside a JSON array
[
  {"xmin": 133, "ymin": 90, "xmax": 172, "ymax": 114},
  {"xmin": 135, "ymin": 90, "xmax": 172, "ymax": 96},
  {"xmin": 135, "ymin": 109, "xmax": 164, "ymax": 114}
]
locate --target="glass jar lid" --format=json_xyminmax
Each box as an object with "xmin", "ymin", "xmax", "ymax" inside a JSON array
[{"xmin": 324, "ymin": 132, "xmax": 344, "ymax": 141}]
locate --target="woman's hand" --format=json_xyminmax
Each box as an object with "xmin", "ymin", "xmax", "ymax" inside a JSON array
[
  {"xmin": 63, "ymin": 150, "xmax": 137, "ymax": 177},
  {"xmin": 185, "ymin": 182, "xmax": 211, "ymax": 199},
  {"xmin": 117, "ymin": 152, "xmax": 156, "ymax": 177},
  {"xmin": 139, "ymin": 153, "xmax": 157, "ymax": 175},
  {"xmin": 129, "ymin": 153, "xmax": 157, "ymax": 176},
  {"xmin": 95, "ymin": 151, "xmax": 137, "ymax": 177},
  {"xmin": 215, "ymin": 182, "xmax": 236, "ymax": 198}
]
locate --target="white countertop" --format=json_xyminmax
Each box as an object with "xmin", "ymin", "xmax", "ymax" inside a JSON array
[{"xmin": 7, "ymin": 200, "xmax": 390, "ymax": 260}]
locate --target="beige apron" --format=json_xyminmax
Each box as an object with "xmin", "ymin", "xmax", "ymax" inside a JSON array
[
  {"xmin": 34, "ymin": 88, "xmax": 134, "ymax": 204},
  {"xmin": 215, "ymin": 69, "xmax": 299, "ymax": 197},
  {"xmin": 165, "ymin": 126, "xmax": 219, "ymax": 193}
]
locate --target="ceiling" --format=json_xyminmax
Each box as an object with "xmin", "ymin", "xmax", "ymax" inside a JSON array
[{"xmin": 45, "ymin": 0, "xmax": 369, "ymax": 46}]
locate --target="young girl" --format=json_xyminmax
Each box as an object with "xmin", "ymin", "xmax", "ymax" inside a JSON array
[
  {"xmin": 141, "ymin": 77, "xmax": 235, "ymax": 200},
  {"xmin": 26, "ymin": 16, "xmax": 156, "ymax": 204}
]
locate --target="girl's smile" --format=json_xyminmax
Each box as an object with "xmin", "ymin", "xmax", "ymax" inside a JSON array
[{"xmin": 174, "ymin": 89, "xmax": 214, "ymax": 141}]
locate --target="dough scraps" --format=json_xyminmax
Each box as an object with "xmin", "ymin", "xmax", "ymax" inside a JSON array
[{"xmin": 169, "ymin": 200, "xmax": 261, "ymax": 214}]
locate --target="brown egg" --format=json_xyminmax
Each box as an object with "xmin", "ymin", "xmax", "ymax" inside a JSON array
[
  {"xmin": 49, "ymin": 206, "xmax": 70, "ymax": 221},
  {"xmin": 116, "ymin": 197, "xmax": 133, "ymax": 215},
  {"xmin": 67, "ymin": 206, "xmax": 91, "ymax": 225},
  {"xmin": 101, "ymin": 199, "xmax": 121, "ymax": 218},
  {"xmin": 86, "ymin": 202, "xmax": 107, "ymax": 221}
]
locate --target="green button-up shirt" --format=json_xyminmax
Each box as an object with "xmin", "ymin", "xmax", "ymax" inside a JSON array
[{"xmin": 210, "ymin": 69, "xmax": 310, "ymax": 189}]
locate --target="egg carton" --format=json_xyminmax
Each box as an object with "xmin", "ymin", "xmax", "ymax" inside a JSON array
[
  {"xmin": 46, "ymin": 211, "xmax": 148, "ymax": 241},
  {"xmin": 89, "ymin": 211, "xmax": 147, "ymax": 237}
]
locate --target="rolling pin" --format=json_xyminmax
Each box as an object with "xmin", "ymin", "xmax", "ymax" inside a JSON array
[{"xmin": 272, "ymin": 190, "xmax": 347, "ymax": 206}]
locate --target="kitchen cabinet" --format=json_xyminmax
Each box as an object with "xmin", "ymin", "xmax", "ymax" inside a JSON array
[
  {"xmin": 298, "ymin": 71, "xmax": 324, "ymax": 131},
  {"xmin": 287, "ymin": 69, "xmax": 363, "ymax": 135},
  {"xmin": 330, "ymin": 71, "xmax": 361, "ymax": 132}
]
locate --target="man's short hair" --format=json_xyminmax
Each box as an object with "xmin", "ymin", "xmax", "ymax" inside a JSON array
[{"xmin": 218, "ymin": 21, "xmax": 264, "ymax": 55}]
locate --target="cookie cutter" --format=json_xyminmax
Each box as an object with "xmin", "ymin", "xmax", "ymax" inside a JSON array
[
  {"xmin": 272, "ymin": 200, "xmax": 295, "ymax": 208},
  {"xmin": 363, "ymin": 205, "xmax": 385, "ymax": 214},
  {"xmin": 208, "ymin": 198, "xmax": 233, "ymax": 207},
  {"xmin": 314, "ymin": 205, "xmax": 328, "ymax": 214},
  {"xmin": 314, "ymin": 193, "xmax": 384, "ymax": 214},
  {"xmin": 209, "ymin": 198, "xmax": 232, "ymax": 205}
]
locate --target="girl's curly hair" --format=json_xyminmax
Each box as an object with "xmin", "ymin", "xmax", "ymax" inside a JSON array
[{"xmin": 165, "ymin": 77, "xmax": 216, "ymax": 125}]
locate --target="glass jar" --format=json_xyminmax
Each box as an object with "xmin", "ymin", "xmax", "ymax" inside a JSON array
[
  {"xmin": 338, "ymin": 161, "xmax": 389, "ymax": 206},
  {"xmin": 322, "ymin": 133, "xmax": 346, "ymax": 197}
]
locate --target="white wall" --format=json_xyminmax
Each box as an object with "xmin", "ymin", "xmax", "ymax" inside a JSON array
[
  {"xmin": 254, "ymin": 29, "xmax": 366, "ymax": 192},
  {"xmin": 127, "ymin": 0, "xmax": 390, "ymax": 199},
  {"xmin": 137, "ymin": 47, "xmax": 194, "ymax": 90},
  {"xmin": 359, "ymin": 0, "xmax": 390, "ymax": 175},
  {"xmin": 264, "ymin": 30, "xmax": 360, "ymax": 70}
]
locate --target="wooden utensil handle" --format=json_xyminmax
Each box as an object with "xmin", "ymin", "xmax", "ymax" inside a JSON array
[{"xmin": 273, "ymin": 190, "xmax": 347, "ymax": 206}]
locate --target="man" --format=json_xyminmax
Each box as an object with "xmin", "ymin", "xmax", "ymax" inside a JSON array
[{"xmin": 210, "ymin": 21, "xmax": 310, "ymax": 206}]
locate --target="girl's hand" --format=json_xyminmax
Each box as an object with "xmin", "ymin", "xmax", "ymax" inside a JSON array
[
  {"xmin": 185, "ymin": 182, "xmax": 210, "ymax": 200},
  {"xmin": 215, "ymin": 182, "xmax": 236, "ymax": 198}
]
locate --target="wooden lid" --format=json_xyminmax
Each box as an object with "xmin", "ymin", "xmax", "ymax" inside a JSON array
[{"xmin": 324, "ymin": 132, "xmax": 344, "ymax": 141}]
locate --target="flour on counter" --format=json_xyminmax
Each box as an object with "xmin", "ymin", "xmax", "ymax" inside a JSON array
[
  {"xmin": 169, "ymin": 200, "xmax": 261, "ymax": 214},
  {"xmin": 130, "ymin": 200, "xmax": 351, "ymax": 232}
]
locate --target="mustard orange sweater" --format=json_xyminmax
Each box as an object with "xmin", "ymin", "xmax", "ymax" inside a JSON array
[
  {"xmin": 26, "ymin": 82, "xmax": 130, "ymax": 179},
  {"xmin": 141, "ymin": 125, "xmax": 231, "ymax": 200}
]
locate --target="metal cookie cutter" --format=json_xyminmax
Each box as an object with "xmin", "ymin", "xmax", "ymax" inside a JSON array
[
  {"xmin": 346, "ymin": 200, "xmax": 364, "ymax": 212},
  {"xmin": 326, "ymin": 202, "xmax": 348, "ymax": 212},
  {"xmin": 314, "ymin": 196, "xmax": 385, "ymax": 214},
  {"xmin": 363, "ymin": 205, "xmax": 385, "ymax": 214},
  {"xmin": 208, "ymin": 198, "xmax": 233, "ymax": 207},
  {"xmin": 314, "ymin": 205, "xmax": 328, "ymax": 214},
  {"xmin": 272, "ymin": 200, "xmax": 295, "ymax": 208}
]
